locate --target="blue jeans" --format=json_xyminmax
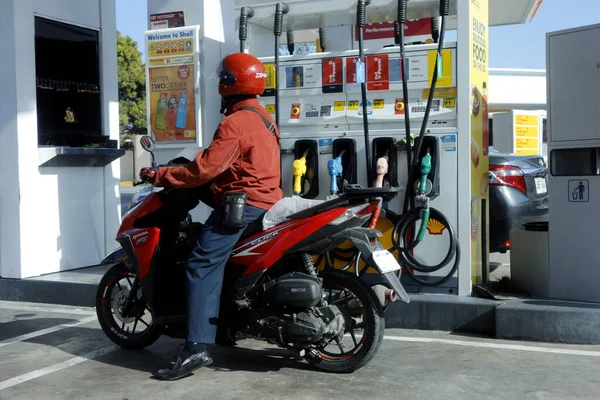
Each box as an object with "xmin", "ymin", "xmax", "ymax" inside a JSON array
[{"xmin": 185, "ymin": 204, "xmax": 265, "ymax": 344}]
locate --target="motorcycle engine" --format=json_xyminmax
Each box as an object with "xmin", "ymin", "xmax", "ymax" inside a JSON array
[
  {"xmin": 248, "ymin": 306, "xmax": 346, "ymax": 345},
  {"xmin": 246, "ymin": 272, "xmax": 347, "ymax": 345}
]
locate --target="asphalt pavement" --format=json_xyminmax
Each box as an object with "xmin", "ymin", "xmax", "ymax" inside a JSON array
[{"xmin": 1, "ymin": 300, "xmax": 600, "ymax": 400}]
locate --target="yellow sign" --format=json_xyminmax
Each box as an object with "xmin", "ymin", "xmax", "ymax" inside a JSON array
[
  {"xmin": 373, "ymin": 99, "xmax": 385, "ymax": 109},
  {"xmin": 428, "ymin": 49, "xmax": 454, "ymax": 88},
  {"xmin": 469, "ymin": 0, "xmax": 489, "ymax": 285},
  {"xmin": 334, "ymin": 101, "xmax": 345, "ymax": 111},
  {"xmin": 443, "ymin": 98, "xmax": 456, "ymax": 109},
  {"xmin": 348, "ymin": 101, "xmax": 359, "ymax": 111},
  {"xmin": 422, "ymin": 87, "xmax": 458, "ymax": 99},
  {"xmin": 516, "ymin": 148, "xmax": 539, "ymax": 155},
  {"xmin": 266, "ymin": 104, "xmax": 275, "ymax": 114},
  {"xmin": 516, "ymin": 126, "xmax": 538, "ymax": 137},
  {"xmin": 516, "ymin": 137, "xmax": 539, "ymax": 148},
  {"xmin": 516, "ymin": 114, "xmax": 539, "ymax": 126},
  {"xmin": 264, "ymin": 63, "xmax": 277, "ymax": 90}
]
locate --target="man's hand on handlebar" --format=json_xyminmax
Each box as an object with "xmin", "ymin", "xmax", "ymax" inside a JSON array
[{"xmin": 139, "ymin": 166, "xmax": 157, "ymax": 184}]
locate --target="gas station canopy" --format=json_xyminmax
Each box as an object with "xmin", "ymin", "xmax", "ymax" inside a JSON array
[{"xmin": 234, "ymin": 0, "xmax": 540, "ymax": 31}]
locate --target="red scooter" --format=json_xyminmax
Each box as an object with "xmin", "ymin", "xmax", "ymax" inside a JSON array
[{"xmin": 96, "ymin": 136, "xmax": 409, "ymax": 373}]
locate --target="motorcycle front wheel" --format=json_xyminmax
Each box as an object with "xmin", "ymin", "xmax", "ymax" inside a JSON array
[
  {"xmin": 305, "ymin": 269, "xmax": 385, "ymax": 373},
  {"xmin": 96, "ymin": 263, "xmax": 161, "ymax": 349}
]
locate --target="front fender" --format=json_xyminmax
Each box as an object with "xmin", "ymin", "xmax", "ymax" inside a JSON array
[{"xmin": 100, "ymin": 247, "xmax": 127, "ymax": 265}]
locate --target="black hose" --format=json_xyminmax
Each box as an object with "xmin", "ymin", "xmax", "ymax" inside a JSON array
[
  {"xmin": 273, "ymin": 3, "xmax": 289, "ymax": 130},
  {"xmin": 394, "ymin": 21, "xmax": 401, "ymax": 45},
  {"xmin": 287, "ymin": 30, "xmax": 295, "ymax": 55},
  {"xmin": 319, "ymin": 28, "xmax": 328, "ymax": 52},
  {"xmin": 431, "ymin": 16, "xmax": 440, "ymax": 43},
  {"xmin": 397, "ymin": 0, "xmax": 414, "ymax": 210},
  {"xmin": 357, "ymin": 0, "xmax": 372, "ymax": 182},
  {"xmin": 238, "ymin": 6, "xmax": 254, "ymax": 52},
  {"xmin": 402, "ymin": 0, "xmax": 448, "ymax": 215}
]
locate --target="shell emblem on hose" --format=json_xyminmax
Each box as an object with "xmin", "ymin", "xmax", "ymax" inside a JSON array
[{"xmin": 426, "ymin": 219, "xmax": 446, "ymax": 235}]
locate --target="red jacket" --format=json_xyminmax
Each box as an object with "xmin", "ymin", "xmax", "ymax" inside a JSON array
[{"xmin": 154, "ymin": 98, "xmax": 283, "ymax": 210}]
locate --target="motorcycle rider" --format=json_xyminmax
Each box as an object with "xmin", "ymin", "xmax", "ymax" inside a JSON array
[{"xmin": 139, "ymin": 52, "xmax": 282, "ymax": 380}]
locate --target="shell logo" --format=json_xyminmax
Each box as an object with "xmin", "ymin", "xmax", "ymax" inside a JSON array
[{"xmin": 426, "ymin": 219, "xmax": 446, "ymax": 235}]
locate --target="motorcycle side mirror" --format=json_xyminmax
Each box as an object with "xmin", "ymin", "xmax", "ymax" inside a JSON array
[{"xmin": 140, "ymin": 136, "xmax": 155, "ymax": 152}]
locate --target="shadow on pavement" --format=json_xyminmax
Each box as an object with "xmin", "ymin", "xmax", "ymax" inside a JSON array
[
  {"xmin": 0, "ymin": 316, "xmax": 79, "ymax": 341},
  {"xmin": 9, "ymin": 318, "xmax": 313, "ymax": 376}
]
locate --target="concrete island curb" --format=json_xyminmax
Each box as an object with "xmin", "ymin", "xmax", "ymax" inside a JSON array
[{"xmin": 2, "ymin": 277, "xmax": 600, "ymax": 345}]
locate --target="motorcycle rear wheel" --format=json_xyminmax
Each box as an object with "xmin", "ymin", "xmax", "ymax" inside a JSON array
[
  {"xmin": 96, "ymin": 263, "xmax": 161, "ymax": 349},
  {"xmin": 305, "ymin": 269, "xmax": 385, "ymax": 373}
]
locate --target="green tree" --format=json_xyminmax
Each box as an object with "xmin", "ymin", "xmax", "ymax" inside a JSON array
[{"xmin": 117, "ymin": 31, "xmax": 147, "ymax": 137}]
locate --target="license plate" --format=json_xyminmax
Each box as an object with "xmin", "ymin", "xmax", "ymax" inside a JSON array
[
  {"xmin": 372, "ymin": 250, "xmax": 402, "ymax": 274},
  {"xmin": 535, "ymin": 177, "xmax": 547, "ymax": 194}
]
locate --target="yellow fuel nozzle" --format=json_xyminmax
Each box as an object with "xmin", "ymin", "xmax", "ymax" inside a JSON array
[{"xmin": 293, "ymin": 156, "xmax": 308, "ymax": 195}]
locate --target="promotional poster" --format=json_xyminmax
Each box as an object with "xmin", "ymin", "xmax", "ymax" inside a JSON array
[{"xmin": 145, "ymin": 26, "xmax": 199, "ymax": 145}]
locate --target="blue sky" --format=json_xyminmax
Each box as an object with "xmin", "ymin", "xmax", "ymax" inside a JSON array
[{"xmin": 116, "ymin": 0, "xmax": 600, "ymax": 69}]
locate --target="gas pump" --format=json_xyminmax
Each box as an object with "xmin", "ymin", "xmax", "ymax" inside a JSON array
[{"xmin": 247, "ymin": 0, "xmax": 462, "ymax": 294}]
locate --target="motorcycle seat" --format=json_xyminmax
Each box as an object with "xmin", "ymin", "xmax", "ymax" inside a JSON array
[{"xmin": 240, "ymin": 213, "xmax": 266, "ymax": 241}]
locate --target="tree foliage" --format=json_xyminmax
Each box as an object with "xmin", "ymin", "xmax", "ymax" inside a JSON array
[{"xmin": 117, "ymin": 31, "xmax": 147, "ymax": 135}]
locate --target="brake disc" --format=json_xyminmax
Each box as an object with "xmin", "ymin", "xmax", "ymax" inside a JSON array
[{"xmin": 112, "ymin": 289, "xmax": 136, "ymax": 324}]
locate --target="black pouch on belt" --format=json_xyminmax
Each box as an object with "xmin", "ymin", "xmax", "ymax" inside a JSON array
[{"xmin": 222, "ymin": 191, "xmax": 247, "ymax": 228}]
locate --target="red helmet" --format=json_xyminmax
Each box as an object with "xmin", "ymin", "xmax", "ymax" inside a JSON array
[{"xmin": 217, "ymin": 52, "xmax": 267, "ymax": 97}]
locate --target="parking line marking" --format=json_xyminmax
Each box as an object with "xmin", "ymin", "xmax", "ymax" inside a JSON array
[
  {"xmin": 384, "ymin": 335, "xmax": 600, "ymax": 357},
  {"xmin": 0, "ymin": 302, "xmax": 95, "ymax": 315},
  {"xmin": 0, "ymin": 345, "xmax": 117, "ymax": 392},
  {"xmin": 0, "ymin": 316, "xmax": 97, "ymax": 348}
]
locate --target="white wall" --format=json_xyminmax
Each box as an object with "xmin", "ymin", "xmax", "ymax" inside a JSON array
[
  {"xmin": 488, "ymin": 68, "xmax": 547, "ymax": 111},
  {"xmin": 0, "ymin": 0, "xmax": 120, "ymax": 278}
]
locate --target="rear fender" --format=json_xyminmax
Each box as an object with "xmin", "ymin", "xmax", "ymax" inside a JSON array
[
  {"xmin": 330, "ymin": 227, "xmax": 411, "ymax": 304},
  {"xmin": 116, "ymin": 227, "xmax": 161, "ymax": 281}
]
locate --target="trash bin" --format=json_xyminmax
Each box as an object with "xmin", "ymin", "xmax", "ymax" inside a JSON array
[{"xmin": 510, "ymin": 222, "xmax": 550, "ymax": 297}]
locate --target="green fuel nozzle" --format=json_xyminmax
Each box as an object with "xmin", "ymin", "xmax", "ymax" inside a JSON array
[
  {"xmin": 419, "ymin": 151, "xmax": 432, "ymax": 195},
  {"xmin": 415, "ymin": 150, "xmax": 432, "ymax": 243}
]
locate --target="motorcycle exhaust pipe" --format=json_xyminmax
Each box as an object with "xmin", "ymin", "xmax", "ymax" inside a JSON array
[{"xmin": 372, "ymin": 284, "xmax": 397, "ymax": 307}]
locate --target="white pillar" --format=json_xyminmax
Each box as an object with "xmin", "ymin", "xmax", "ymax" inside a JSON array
[{"xmin": 0, "ymin": 0, "xmax": 22, "ymax": 278}]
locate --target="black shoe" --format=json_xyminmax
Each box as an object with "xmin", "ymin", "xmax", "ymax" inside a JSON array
[{"xmin": 154, "ymin": 343, "xmax": 213, "ymax": 381}]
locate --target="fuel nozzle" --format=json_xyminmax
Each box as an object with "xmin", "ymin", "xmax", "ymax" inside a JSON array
[
  {"xmin": 414, "ymin": 149, "xmax": 433, "ymax": 242},
  {"xmin": 328, "ymin": 149, "xmax": 346, "ymax": 195},
  {"xmin": 419, "ymin": 149, "xmax": 432, "ymax": 195},
  {"xmin": 293, "ymin": 149, "xmax": 309, "ymax": 196},
  {"xmin": 374, "ymin": 156, "xmax": 389, "ymax": 188}
]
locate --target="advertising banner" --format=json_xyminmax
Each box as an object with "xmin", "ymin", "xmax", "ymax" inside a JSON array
[
  {"xmin": 469, "ymin": 0, "xmax": 489, "ymax": 284},
  {"xmin": 150, "ymin": 11, "xmax": 185, "ymax": 30},
  {"xmin": 145, "ymin": 26, "xmax": 200, "ymax": 146}
]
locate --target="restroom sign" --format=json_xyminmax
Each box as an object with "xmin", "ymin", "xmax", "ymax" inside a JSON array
[
  {"xmin": 568, "ymin": 180, "xmax": 589, "ymax": 202},
  {"xmin": 366, "ymin": 54, "xmax": 390, "ymax": 91}
]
